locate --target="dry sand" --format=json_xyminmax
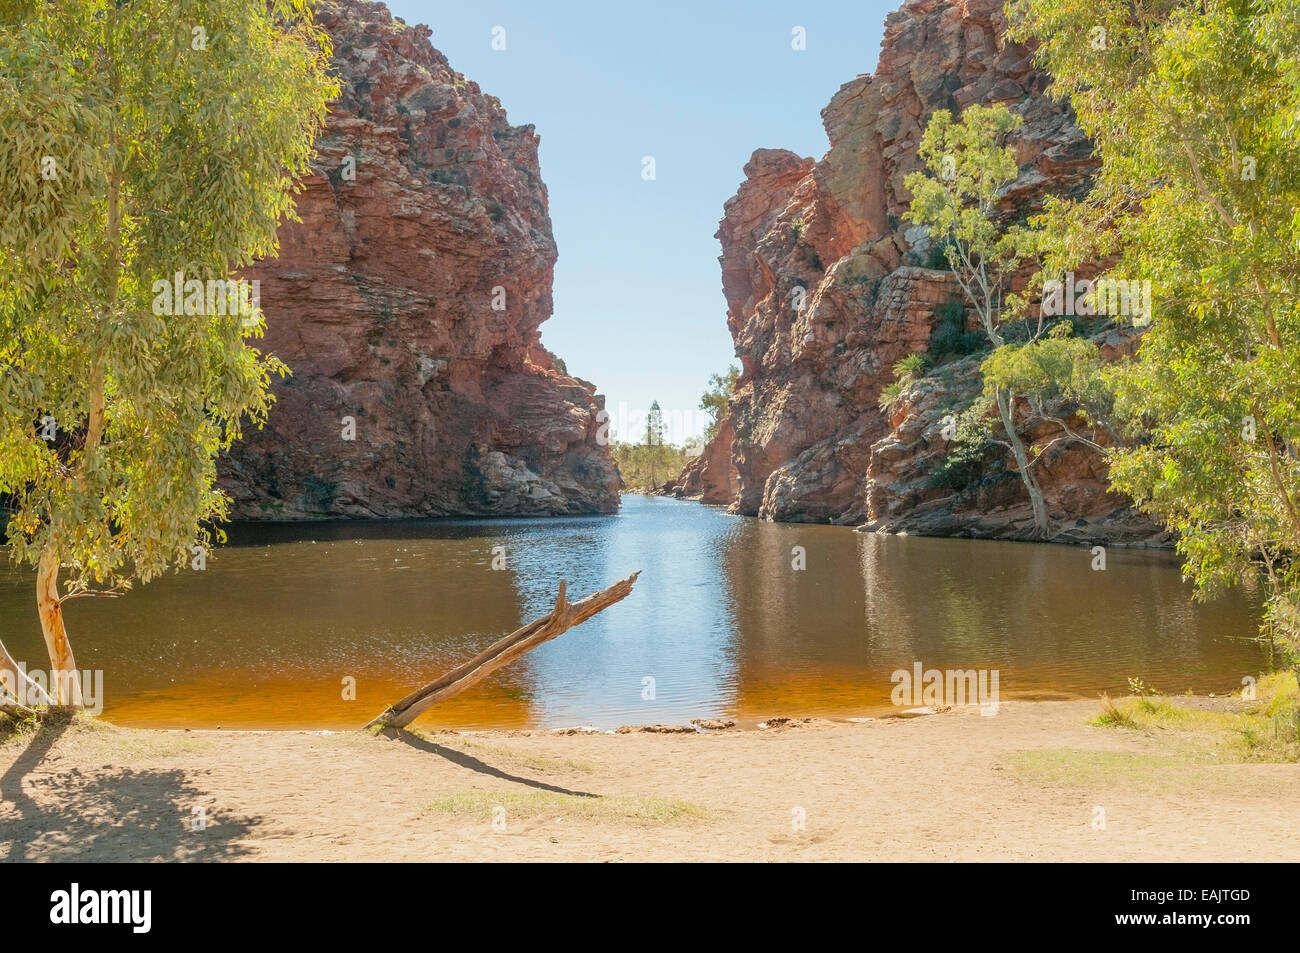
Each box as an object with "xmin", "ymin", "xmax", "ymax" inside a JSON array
[{"xmin": 2, "ymin": 700, "xmax": 1297, "ymax": 862}]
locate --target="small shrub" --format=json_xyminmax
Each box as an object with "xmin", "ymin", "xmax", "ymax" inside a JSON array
[
  {"xmin": 1128, "ymin": 676, "xmax": 1159, "ymax": 697},
  {"xmin": 928, "ymin": 444, "xmax": 985, "ymax": 490},
  {"xmin": 1094, "ymin": 693, "xmax": 1138, "ymax": 728},
  {"xmin": 926, "ymin": 238, "xmax": 956, "ymax": 270},
  {"xmin": 878, "ymin": 380, "xmax": 906, "ymax": 412},
  {"xmin": 893, "ymin": 353, "xmax": 928, "ymax": 379},
  {"xmin": 931, "ymin": 328, "xmax": 986, "ymax": 359},
  {"xmin": 929, "ymin": 298, "xmax": 984, "ymax": 360}
]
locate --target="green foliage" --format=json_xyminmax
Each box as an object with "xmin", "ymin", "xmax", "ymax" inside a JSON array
[
  {"xmin": 928, "ymin": 400, "xmax": 994, "ymax": 491},
  {"xmin": 0, "ymin": 1, "xmax": 336, "ymax": 597},
  {"xmin": 1091, "ymin": 673, "xmax": 1300, "ymax": 762},
  {"xmin": 979, "ymin": 325, "xmax": 1110, "ymax": 427},
  {"xmin": 1127, "ymin": 676, "xmax": 1159, "ymax": 698},
  {"xmin": 930, "ymin": 327, "xmax": 986, "ymax": 360},
  {"xmin": 925, "ymin": 237, "xmax": 956, "ymax": 270},
  {"xmin": 699, "ymin": 365, "xmax": 739, "ymax": 440},
  {"xmin": 929, "ymin": 297, "xmax": 985, "ymax": 360},
  {"xmin": 892, "ymin": 353, "xmax": 928, "ymax": 379},
  {"xmin": 611, "ymin": 441, "xmax": 696, "ymax": 493},
  {"xmin": 1010, "ymin": 0, "xmax": 1300, "ymax": 652},
  {"xmin": 904, "ymin": 103, "xmax": 1041, "ymax": 340},
  {"xmin": 877, "ymin": 380, "xmax": 906, "ymax": 412},
  {"xmin": 879, "ymin": 352, "xmax": 928, "ymax": 412}
]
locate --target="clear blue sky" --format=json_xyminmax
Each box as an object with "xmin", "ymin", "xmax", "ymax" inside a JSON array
[{"xmin": 385, "ymin": 0, "xmax": 893, "ymax": 442}]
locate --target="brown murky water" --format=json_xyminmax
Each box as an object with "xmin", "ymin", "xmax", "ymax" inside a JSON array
[{"xmin": 0, "ymin": 495, "xmax": 1268, "ymax": 729}]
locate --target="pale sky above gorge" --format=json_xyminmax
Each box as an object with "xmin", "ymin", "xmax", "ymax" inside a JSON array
[{"xmin": 386, "ymin": 0, "xmax": 894, "ymax": 442}]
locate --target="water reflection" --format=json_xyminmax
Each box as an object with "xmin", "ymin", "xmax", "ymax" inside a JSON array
[{"xmin": 0, "ymin": 496, "xmax": 1266, "ymax": 729}]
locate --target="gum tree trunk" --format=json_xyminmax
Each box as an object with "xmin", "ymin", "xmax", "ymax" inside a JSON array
[
  {"xmin": 996, "ymin": 389, "xmax": 1050, "ymax": 539},
  {"xmin": 36, "ymin": 549, "xmax": 82, "ymax": 707},
  {"xmin": 0, "ymin": 635, "xmax": 54, "ymax": 710}
]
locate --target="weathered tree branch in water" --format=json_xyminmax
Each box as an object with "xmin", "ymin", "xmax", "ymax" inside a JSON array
[{"xmin": 366, "ymin": 571, "xmax": 641, "ymax": 730}]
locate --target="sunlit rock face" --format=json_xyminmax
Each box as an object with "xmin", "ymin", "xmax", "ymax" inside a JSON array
[
  {"xmin": 220, "ymin": 0, "xmax": 618, "ymax": 518},
  {"xmin": 672, "ymin": 0, "xmax": 1163, "ymax": 543}
]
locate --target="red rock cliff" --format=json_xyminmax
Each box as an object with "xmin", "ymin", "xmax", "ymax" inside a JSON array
[
  {"xmin": 219, "ymin": 0, "xmax": 619, "ymax": 518},
  {"xmin": 681, "ymin": 0, "xmax": 1162, "ymax": 543}
]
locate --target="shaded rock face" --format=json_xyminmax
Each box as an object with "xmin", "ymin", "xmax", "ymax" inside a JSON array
[
  {"xmin": 668, "ymin": 417, "xmax": 737, "ymax": 505},
  {"xmin": 866, "ymin": 328, "xmax": 1169, "ymax": 544},
  {"xmin": 682, "ymin": 0, "xmax": 1159, "ymax": 541},
  {"xmin": 219, "ymin": 0, "xmax": 619, "ymax": 518}
]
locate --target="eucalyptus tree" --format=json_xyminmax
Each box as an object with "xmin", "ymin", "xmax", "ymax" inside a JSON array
[
  {"xmin": 0, "ymin": 0, "xmax": 336, "ymax": 705},
  {"xmin": 905, "ymin": 104, "xmax": 1054, "ymax": 536},
  {"xmin": 1009, "ymin": 0, "xmax": 1300, "ymax": 653}
]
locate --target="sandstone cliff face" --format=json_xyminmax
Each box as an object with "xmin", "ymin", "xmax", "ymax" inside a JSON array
[
  {"xmin": 672, "ymin": 0, "xmax": 1161, "ymax": 542},
  {"xmin": 866, "ymin": 327, "xmax": 1165, "ymax": 543},
  {"xmin": 670, "ymin": 417, "xmax": 737, "ymax": 505},
  {"xmin": 219, "ymin": 0, "xmax": 619, "ymax": 518}
]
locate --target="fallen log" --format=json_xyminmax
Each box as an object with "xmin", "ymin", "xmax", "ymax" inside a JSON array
[{"xmin": 365, "ymin": 571, "xmax": 641, "ymax": 730}]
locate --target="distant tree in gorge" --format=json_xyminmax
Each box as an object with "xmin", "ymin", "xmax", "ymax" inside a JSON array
[
  {"xmin": 645, "ymin": 401, "xmax": 664, "ymax": 447},
  {"xmin": 610, "ymin": 441, "xmax": 695, "ymax": 494},
  {"xmin": 700, "ymin": 365, "xmax": 739, "ymax": 441},
  {"xmin": 644, "ymin": 401, "xmax": 664, "ymax": 486},
  {"xmin": 0, "ymin": 0, "xmax": 336, "ymax": 707}
]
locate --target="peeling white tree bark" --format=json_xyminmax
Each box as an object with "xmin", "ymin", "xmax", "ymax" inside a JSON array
[{"xmin": 36, "ymin": 549, "xmax": 83, "ymax": 707}]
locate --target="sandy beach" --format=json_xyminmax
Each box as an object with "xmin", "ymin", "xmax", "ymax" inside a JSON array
[{"xmin": 2, "ymin": 699, "xmax": 1297, "ymax": 862}]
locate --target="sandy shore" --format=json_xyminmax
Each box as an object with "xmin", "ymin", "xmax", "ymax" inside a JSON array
[{"xmin": 2, "ymin": 700, "xmax": 1297, "ymax": 862}]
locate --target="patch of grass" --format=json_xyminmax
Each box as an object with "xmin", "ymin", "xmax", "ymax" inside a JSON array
[
  {"xmin": 1093, "ymin": 693, "xmax": 1137, "ymax": 728},
  {"xmin": 424, "ymin": 790, "xmax": 712, "ymax": 826},
  {"xmin": 0, "ymin": 711, "xmax": 212, "ymax": 758},
  {"xmin": 1089, "ymin": 672, "xmax": 1300, "ymax": 762},
  {"xmin": 1009, "ymin": 748, "xmax": 1218, "ymax": 790},
  {"xmin": 0, "ymin": 706, "xmax": 68, "ymax": 743}
]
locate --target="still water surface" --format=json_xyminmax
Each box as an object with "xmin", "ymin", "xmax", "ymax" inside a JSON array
[{"xmin": 0, "ymin": 495, "xmax": 1267, "ymax": 729}]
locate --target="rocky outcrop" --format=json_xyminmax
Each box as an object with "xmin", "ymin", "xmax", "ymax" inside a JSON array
[
  {"xmin": 668, "ymin": 417, "xmax": 737, "ymax": 505},
  {"xmin": 219, "ymin": 0, "xmax": 618, "ymax": 518},
  {"xmin": 866, "ymin": 327, "xmax": 1168, "ymax": 544},
  {"xmin": 678, "ymin": 0, "xmax": 1159, "ymax": 541}
]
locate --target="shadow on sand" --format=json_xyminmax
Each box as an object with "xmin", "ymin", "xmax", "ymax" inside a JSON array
[
  {"xmin": 380, "ymin": 726, "xmax": 601, "ymax": 798},
  {"xmin": 0, "ymin": 713, "xmax": 263, "ymax": 862}
]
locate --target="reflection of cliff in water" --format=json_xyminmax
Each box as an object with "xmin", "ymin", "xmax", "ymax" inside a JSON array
[
  {"xmin": 0, "ymin": 497, "xmax": 1269, "ymax": 730},
  {"xmin": 721, "ymin": 521, "xmax": 1266, "ymax": 716}
]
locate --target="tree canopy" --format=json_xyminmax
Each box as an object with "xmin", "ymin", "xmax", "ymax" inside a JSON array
[
  {"xmin": 0, "ymin": 0, "xmax": 337, "ymax": 704},
  {"xmin": 1010, "ymin": 0, "xmax": 1300, "ymax": 653}
]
